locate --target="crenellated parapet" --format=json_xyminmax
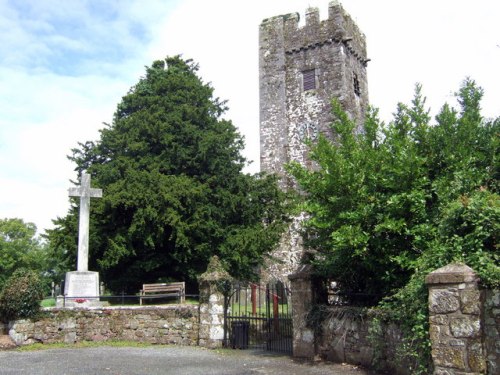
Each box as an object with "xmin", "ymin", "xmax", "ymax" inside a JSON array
[{"xmin": 261, "ymin": 2, "xmax": 368, "ymax": 67}]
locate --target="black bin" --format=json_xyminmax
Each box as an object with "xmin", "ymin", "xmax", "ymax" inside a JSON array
[{"xmin": 231, "ymin": 321, "xmax": 249, "ymax": 349}]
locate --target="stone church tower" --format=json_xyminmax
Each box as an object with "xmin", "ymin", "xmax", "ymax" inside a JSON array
[{"xmin": 259, "ymin": 2, "xmax": 369, "ymax": 282}]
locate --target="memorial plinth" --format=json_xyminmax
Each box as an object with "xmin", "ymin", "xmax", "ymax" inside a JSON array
[{"xmin": 62, "ymin": 271, "xmax": 101, "ymax": 307}]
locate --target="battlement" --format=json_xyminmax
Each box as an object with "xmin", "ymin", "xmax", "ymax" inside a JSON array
[{"xmin": 260, "ymin": 1, "xmax": 368, "ymax": 66}]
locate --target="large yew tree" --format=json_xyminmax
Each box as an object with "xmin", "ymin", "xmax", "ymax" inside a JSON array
[{"xmin": 48, "ymin": 57, "xmax": 287, "ymax": 292}]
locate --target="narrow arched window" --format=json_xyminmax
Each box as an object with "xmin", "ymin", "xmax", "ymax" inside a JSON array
[{"xmin": 353, "ymin": 73, "xmax": 361, "ymax": 96}]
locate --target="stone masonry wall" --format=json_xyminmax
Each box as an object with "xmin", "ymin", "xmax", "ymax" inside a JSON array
[
  {"xmin": 289, "ymin": 265, "xmax": 410, "ymax": 374},
  {"xmin": 484, "ymin": 289, "xmax": 500, "ymax": 374},
  {"xmin": 425, "ymin": 264, "xmax": 488, "ymax": 374},
  {"xmin": 288, "ymin": 265, "xmax": 315, "ymax": 358},
  {"xmin": 316, "ymin": 307, "xmax": 410, "ymax": 375},
  {"xmin": 8, "ymin": 305, "xmax": 199, "ymax": 346},
  {"xmin": 198, "ymin": 256, "xmax": 231, "ymax": 349},
  {"xmin": 290, "ymin": 262, "xmax": 499, "ymax": 374},
  {"xmin": 261, "ymin": 213, "xmax": 306, "ymax": 285}
]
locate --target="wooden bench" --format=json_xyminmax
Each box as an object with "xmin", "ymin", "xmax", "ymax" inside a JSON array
[{"xmin": 139, "ymin": 282, "xmax": 185, "ymax": 305}]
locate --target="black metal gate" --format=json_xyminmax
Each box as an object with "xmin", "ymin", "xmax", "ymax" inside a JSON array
[{"xmin": 223, "ymin": 282, "xmax": 292, "ymax": 354}]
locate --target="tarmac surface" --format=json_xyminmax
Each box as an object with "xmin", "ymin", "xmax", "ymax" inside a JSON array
[{"xmin": 0, "ymin": 345, "xmax": 374, "ymax": 375}]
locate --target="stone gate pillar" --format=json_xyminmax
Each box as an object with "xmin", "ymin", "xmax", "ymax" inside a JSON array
[
  {"xmin": 198, "ymin": 256, "xmax": 232, "ymax": 349},
  {"xmin": 289, "ymin": 264, "xmax": 315, "ymax": 358},
  {"xmin": 425, "ymin": 263, "xmax": 486, "ymax": 374},
  {"xmin": 484, "ymin": 289, "xmax": 500, "ymax": 374}
]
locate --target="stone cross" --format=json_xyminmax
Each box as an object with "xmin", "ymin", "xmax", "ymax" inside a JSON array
[{"xmin": 68, "ymin": 173, "xmax": 102, "ymax": 272}]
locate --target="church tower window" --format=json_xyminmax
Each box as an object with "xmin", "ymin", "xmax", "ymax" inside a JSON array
[
  {"xmin": 353, "ymin": 73, "xmax": 361, "ymax": 96},
  {"xmin": 303, "ymin": 69, "xmax": 316, "ymax": 91}
]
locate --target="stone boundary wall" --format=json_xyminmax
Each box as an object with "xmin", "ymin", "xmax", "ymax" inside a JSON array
[
  {"xmin": 484, "ymin": 290, "xmax": 500, "ymax": 375},
  {"xmin": 288, "ymin": 267, "xmax": 407, "ymax": 371},
  {"xmin": 425, "ymin": 264, "xmax": 486, "ymax": 374},
  {"xmin": 315, "ymin": 307, "xmax": 410, "ymax": 375},
  {"xmin": 425, "ymin": 263, "xmax": 500, "ymax": 374},
  {"xmin": 290, "ymin": 263, "xmax": 499, "ymax": 374},
  {"xmin": 8, "ymin": 305, "xmax": 199, "ymax": 346},
  {"xmin": 6, "ymin": 256, "xmax": 229, "ymax": 350}
]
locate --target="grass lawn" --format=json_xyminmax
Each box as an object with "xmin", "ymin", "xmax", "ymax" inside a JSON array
[
  {"xmin": 16, "ymin": 340, "xmax": 165, "ymax": 351},
  {"xmin": 40, "ymin": 297, "xmax": 199, "ymax": 307},
  {"xmin": 230, "ymin": 303, "xmax": 289, "ymax": 317},
  {"xmin": 41, "ymin": 298, "xmax": 56, "ymax": 307}
]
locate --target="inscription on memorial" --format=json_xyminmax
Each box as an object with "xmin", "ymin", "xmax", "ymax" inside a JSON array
[{"xmin": 66, "ymin": 273, "xmax": 98, "ymax": 297}]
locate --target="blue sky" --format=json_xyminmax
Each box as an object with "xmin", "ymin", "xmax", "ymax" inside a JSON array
[
  {"xmin": 1, "ymin": 0, "xmax": 499, "ymax": 234},
  {"xmin": 1, "ymin": 0, "xmax": 160, "ymax": 75}
]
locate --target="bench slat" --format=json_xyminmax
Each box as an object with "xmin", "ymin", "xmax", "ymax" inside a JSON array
[
  {"xmin": 141, "ymin": 288, "xmax": 184, "ymax": 294},
  {"xmin": 139, "ymin": 282, "xmax": 185, "ymax": 305}
]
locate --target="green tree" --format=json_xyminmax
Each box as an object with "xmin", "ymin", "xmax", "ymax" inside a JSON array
[
  {"xmin": 47, "ymin": 56, "xmax": 287, "ymax": 293},
  {"xmin": 0, "ymin": 218, "xmax": 50, "ymax": 291},
  {"xmin": 288, "ymin": 79, "xmax": 499, "ymax": 373},
  {"xmin": 289, "ymin": 79, "xmax": 498, "ymax": 296}
]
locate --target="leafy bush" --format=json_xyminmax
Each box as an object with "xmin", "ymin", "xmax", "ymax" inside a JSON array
[
  {"xmin": 0, "ymin": 268, "xmax": 45, "ymax": 321},
  {"xmin": 438, "ymin": 190, "xmax": 499, "ymax": 286}
]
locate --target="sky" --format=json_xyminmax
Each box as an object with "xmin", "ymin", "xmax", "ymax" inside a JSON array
[{"xmin": 1, "ymin": 0, "xmax": 499, "ymax": 235}]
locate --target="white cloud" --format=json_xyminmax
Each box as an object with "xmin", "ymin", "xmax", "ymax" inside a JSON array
[
  {"xmin": 0, "ymin": 67, "xmax": 129, "ymax": 232},
  {"xmin": 348, "ymin": 0, "xmax": 500, "ymax": 121},
  {"xmin": 0, "ymin": 0, "xmax": 175, "ymax": 233}
]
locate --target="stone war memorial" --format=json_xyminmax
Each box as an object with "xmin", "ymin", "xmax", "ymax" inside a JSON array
[{"xmin": 58, "ymin": 172, "xmax": 103, "ymax": 307}]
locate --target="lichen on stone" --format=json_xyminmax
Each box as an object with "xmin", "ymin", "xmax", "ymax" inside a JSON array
[{"xmin": 198, "ymin": 256, "xmax": 232, "ymax": 283}]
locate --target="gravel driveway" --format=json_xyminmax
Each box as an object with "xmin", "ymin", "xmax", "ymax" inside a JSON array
[{"xmin": 0, "ymin": 346, "xmax": 373, "ymax": 375}]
